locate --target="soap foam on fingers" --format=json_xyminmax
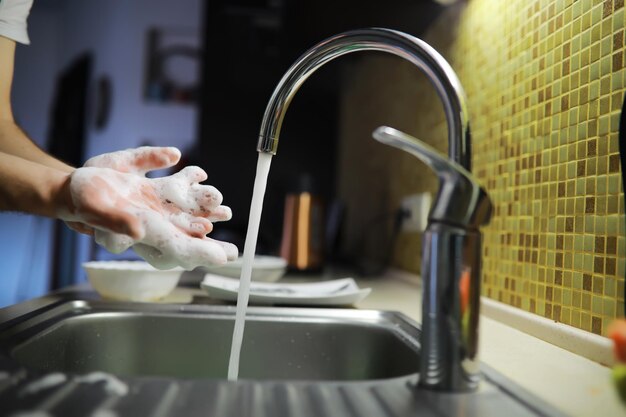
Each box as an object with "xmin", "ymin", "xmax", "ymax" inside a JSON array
[
  {"xmin": 133, "ymin": 243, "xmax": 178, "ymax": 270},
  {"xmin": 94, "ymin": 230, "xmax": 134, "ymax": 254},
  {"xmin": 65, "ymin": 147, "xmax": 238, "ymax": 270},
  {"xmin": 205, "ymin": 205, "xmax": 232, "ymax": 222},
  {"xmin": 85, "ymin": 146, "xmax": 181, "ymax": 175},
  {"xmin": 169, "ymin": 212, "xmax": 213, "ymax": 237},
  {"xmin": 190, "ymin": 183, "xmax": 223, "ymax": 210},
  {"xmin": 177, "ymin": 165, "xmax": 208, "ymax": 184},
  {"xmin": 205, "ymin": 237, "xmax": 239, "ymax": 261}
]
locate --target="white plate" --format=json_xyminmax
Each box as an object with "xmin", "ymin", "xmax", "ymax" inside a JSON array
[
  {"xmin": 202, "ymin": 255, "xmax": 287, "ymax": 282},
  {"xmin": 200, "ymin": 274, "xmax": 371, "ymax": 306}
]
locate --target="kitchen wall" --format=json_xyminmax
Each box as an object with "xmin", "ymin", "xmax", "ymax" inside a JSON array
[{"xmin": 337, "ymin": 0, "xmax": 625, "ymax": 336}]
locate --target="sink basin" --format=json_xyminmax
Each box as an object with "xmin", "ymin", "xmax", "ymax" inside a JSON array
[
  {"xmin": 6, "ymin": 303, "xmax": 418, "ymax": 380},
  {"xmin": 0, "ymin": 296, "xmax": 566, "ymax": 417}
]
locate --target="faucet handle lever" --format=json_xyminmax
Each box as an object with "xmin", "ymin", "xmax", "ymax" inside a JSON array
[{"xmin": 372, "ymin": 126, "xmax": 492, "ymax": 229}]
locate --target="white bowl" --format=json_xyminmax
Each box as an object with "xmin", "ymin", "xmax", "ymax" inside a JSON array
[
  {"xmin": 203, "ymin": 255, "xmax": 287, "ymax": 282},
  {"xmin": 83, "ymin": 261, "xmax": 183, "ymax": 302}
]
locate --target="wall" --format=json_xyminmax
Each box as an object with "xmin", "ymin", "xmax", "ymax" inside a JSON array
[
  {"xmin": 337, "ymin": 0, "xmax": 625, "ymax": 336},
  {"xmin": 58, "ymin": 0, "xmax": 202, "ymax": 159}
]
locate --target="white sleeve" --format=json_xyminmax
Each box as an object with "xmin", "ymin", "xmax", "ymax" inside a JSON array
[{"xmin": 0, "ymin": 0, "xmax": 34, "ymax": 45}]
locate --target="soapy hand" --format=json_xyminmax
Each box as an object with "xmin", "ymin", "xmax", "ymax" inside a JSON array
[{"xmin": 59, "ymin": 147, "xmax": 238, "ymax": 269}]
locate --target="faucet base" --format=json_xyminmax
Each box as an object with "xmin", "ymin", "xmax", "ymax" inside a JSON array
[{"xmin": 419, "ymin": 223, "xmax": 482, "ymax": 392}]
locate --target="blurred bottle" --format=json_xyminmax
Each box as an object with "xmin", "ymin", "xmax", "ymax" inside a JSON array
[{"xmin": 280, "ymin": 174, "xmax": 325, "ymax": 272}]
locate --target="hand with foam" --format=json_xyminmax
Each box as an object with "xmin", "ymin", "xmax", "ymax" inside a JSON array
[{"xmin": 59, "ymin": 147, "xmax": 238, "ymax": 269}]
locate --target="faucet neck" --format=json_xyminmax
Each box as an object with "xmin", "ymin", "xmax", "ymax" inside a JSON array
[{"xmin": 257, "ymin": 28, "xmax": 472, "ymax": 171}]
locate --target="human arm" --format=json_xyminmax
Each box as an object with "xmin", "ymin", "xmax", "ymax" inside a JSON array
[
  {"xmin": 0, "ymin": 149, "xmax": 150, "ymax": 240},
  {"xmin": 0, "ymin": 35, "xmax": 73, "ymax": 172},
  {"xmin": 0, "ymin": 33, "xmax": 237, "ymax": 267},
  {"xmin": 0, "ymin": 142, "xmax": 238, "ymax": 268},
  {"xmin": 1, "ymin": 34, "xmax": 82, "ymax": 235},
  {"xmin": 0, "ymin": 151, "xmax": 69, "ymax": 216}
]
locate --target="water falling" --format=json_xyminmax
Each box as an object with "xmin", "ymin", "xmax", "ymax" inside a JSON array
[{"xmin": 227, "ymin": 152, "xmax": 273, "ymax": 380}]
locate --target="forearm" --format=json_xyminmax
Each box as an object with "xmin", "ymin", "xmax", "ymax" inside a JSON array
[
  {"xmin": 0, "ymin": 119, "xmax": 74, "ymax": 173},
  {"xmin": 0, "ymin": 34, "xmax": 71, "ymax": 173},
  {"xmin": 0, "ymin": 151, "xmax": 70, "ymax": 218}
]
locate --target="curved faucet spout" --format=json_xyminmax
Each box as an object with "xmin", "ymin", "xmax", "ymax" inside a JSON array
[
  {"xmin": 256, "ymin": 27, "xmax": 472, "ymax": 170},
  {"xmin": 255, "ymin": 28, "xmax": 487, "ymax": 393}
]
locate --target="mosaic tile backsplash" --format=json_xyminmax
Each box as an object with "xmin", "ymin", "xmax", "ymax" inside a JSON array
[{"xmin": 336, "ymin": 0, "xmax": 625, "ymax": 336}]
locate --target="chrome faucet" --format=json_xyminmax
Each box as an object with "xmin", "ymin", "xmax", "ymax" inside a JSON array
[{"xmin": 256, "ymin": 28, "xmax": 492, "ymax": 392}]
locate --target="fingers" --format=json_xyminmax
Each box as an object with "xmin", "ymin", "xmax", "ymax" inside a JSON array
[
  {"xmin": 205, "ymin": 237, "xmax": 239, "ymax": 261},
  {"xmin": 111, "ymin": 213, "xmax": 238, "ymax": 269},
  {"xmin": 189, "ymin": 184, "xmax": 224, "ymax": 211},
  {"xmin": 143, "ymin": 220, "xmax": 233, "ymax": 268},
  {"xmin": 129, "ymin": 147, "xmax": 181, "ymax": 175},
  {"xmin": 169, "ymin": 212, "xmax": 213, "ymax": 237},
  {"xmin": 84, "ymin": 147, "xmax": 181, "ymax": 176},
  {"xmin": 83, "ymin": 152, "xmax": 120, "ymax": 169},
  {"xmin": 154, "ymin": 170, "xmax": 221, "ymax": 215},
  {"xmin": 174, "ymin": 166, "xmax": 208, "ymax": 184},
  {"xmin": 65, "ymin": 221, "xmax": 94, "ymax": 236},
  {"xmin": 205, "ymin": 205, "xmax": 232, "ymax": 222},
  {"xmin": 94, "ymin": 230, "xmax": 134, "ymax": 254},
  {"xmin": 179, "ymin": 237, "xmax": 229, "ymax": 267},
  {"xmin": 133, "ymin": 243, "xmax": 180, "ymax": 270}
]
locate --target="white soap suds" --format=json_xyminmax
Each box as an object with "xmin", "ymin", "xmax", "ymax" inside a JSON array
[
  {"xmin": 75, "ymin": 372, "xmax": 128, "ymax": 396},
  {"xmin": 19, "ymin": 373, "xmax": 67, "ymax": 396},
  {"xmin": 84, "ymin": 146, "xmax": 181, "ymax": 177},
  {"xmin": 63, "ymin": 147, "xmax": 238, "ymax": 270}
]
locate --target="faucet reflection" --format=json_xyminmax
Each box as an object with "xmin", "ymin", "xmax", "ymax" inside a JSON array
[{"xmin": 256, "ymin": 28, "xmax": 492, "ymax": 392}]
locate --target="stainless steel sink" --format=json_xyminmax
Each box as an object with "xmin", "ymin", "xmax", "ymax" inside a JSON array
[
  {"xmin": 0, "ymin": 294, "xmax": 565, "ymax": 417},
  {"xmin": 5, "ymin": 302, "xmax": 418, "ymax": 380}
]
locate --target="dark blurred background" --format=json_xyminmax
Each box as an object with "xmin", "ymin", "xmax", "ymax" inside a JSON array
[
  {"xmin": 198, "ymin": 0, "xmax": 442, "ymax": 254},
  {"xmin": 0, "ymin": 0, "xmax": 444, "ymax": 307}
]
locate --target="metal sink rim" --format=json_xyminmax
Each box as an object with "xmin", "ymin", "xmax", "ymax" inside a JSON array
[
  {"xmin": 0, "ymin": 295, "xmax": 569, "ymax": 417},
  {"xmin": 1, "ymin": 299, "xmax": 422, "ymax": 383}
]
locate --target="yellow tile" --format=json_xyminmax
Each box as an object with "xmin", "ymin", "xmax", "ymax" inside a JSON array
[
  {"xmin": 591, "ymin": 20, "xmax": 602, "ymax": 41},
  {"xmin": 605, "ymin": 276, "xmax": 616, "ymax": 297},
  {"xmin": 598, "ymin": 114, "xmax": 610, "ymax": 134},
  {"xmin": 592, "ymin": 295, "xmax": 603, "ymax": 315},
  {"xmin": 602, "ymin": 18, "xmax": 612, "ymax": 38},
  {"xmin": 385, "ymin": 0, "xmax": 626, "ymax": 337},
  {"xmin": 601, "ymin": 36, "xmax": 612, "ymax": 56},
  {"xmin": 613, "ymin": 73, "xmax": 624, "ymax": 89},
  {"xmin": 614, "ymin": 8, "xmax": 624, "ymax": 31}
]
